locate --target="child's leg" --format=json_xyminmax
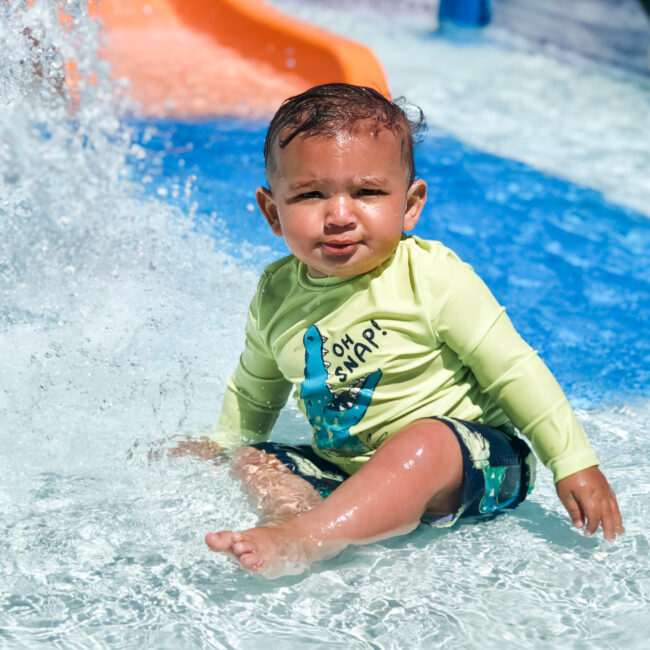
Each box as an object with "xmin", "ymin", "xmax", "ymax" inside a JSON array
[
  {"xmin": 229, "ymin": 445, "xmax": 324, "ymax": 524},
  {"xmin": 206, "ymin": 418, "xmax": 463, "ymax": 577}
]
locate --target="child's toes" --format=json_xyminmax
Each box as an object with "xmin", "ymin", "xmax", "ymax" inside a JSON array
[
  {"xmin": 238, "ymin": 549, "xmax": 266, "ymax": 572},
  {"xmin": 205, "ymin": 531, "xmax": 234, "ymax": 552},
  {"xmin": 232, "ymin": 537, "xmax": 258, "ymax": 557}
]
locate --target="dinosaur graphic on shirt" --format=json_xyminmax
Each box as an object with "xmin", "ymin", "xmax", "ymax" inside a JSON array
[{"xmin": 300, "ymin": 324, "xmax": 381, "ymax": 455}]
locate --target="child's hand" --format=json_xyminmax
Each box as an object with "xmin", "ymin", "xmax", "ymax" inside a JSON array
[
  {"xmin": 143, "ymin": 435, "xmax": 225, "ymax": 462},
  {"xmin": 555, "ymin": 466, "xmax": 624, "ymax": 541},
  {"xmin": 168, "ymin": 436, "xmax": 225, "ymax": 461}
]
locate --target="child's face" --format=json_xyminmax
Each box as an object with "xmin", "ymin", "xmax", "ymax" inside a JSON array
[{"xmin": 256, "ymin": 124, "xmax": 427, "ymax": 278}]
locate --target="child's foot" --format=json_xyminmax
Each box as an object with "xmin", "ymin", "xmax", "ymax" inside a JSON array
[{"xmin": 205, "ymin": 523, "xmax": 324, "ymax": 578}]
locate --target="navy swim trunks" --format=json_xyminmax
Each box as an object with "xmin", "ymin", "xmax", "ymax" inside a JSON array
[{"xmin": 248, "ymin": 417, "xmax": 536, "ymax": 528}]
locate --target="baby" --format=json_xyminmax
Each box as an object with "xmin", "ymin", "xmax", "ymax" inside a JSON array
[{"xmin": 198, "ymin": 83, "xmax": 623, "ymax": 577}]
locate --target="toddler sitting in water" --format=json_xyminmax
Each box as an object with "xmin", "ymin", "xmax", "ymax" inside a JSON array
[{"xmin": 191, "ymin": 83, "xmax": 622, "ymax": 577}]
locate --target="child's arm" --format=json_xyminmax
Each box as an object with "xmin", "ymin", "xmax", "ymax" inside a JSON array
[
  {"xmin": 207, "ymin": 275, "xmax": 292, "ymax": 450},
  {"xmin": 427, "ymin": 248, "xmax": 623, "ymax": 539},
  {"xmin": 555, "ymin": 466, "xmax": 623, "ymax": 540},
  {"xmin": 172, "ymin": 274, "xmax": 292, "ymax": 460},
  {"xmin": 209, "ymin": 366, "xmax": 292, "ymax": 448}
]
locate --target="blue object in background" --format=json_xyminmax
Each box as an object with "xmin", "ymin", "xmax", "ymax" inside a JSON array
[{"xmin": 439, "ymin": 0, "xmax": 491, "ymax": 26}]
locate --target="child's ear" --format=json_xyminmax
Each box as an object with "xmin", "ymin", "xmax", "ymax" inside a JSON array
[
  {"xmin": 403, "ymin": 179, "xmax": 427, "ymax": 232},
  {"xmin": 255, "ymin": 186, "xmax": 283, "ymax": 236}
]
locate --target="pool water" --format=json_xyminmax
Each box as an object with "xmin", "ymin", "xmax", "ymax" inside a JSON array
[{"xmin": 2, "ymin": 1, "xmax": 650, "ymax": 648}]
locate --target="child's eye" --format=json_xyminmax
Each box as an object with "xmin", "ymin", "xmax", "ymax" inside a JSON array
[
  {"xmin": 294, "ymin": 191, "xmax": 323, "ymax": 200},
  {"xmin": 357, "ymin": 188, "xmax": 385, "ymax": 197}
]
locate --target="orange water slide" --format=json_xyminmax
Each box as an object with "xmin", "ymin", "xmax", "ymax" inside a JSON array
[{"xmin": 90, "ymin": 0, "xmax": 389, "ymax": 118}]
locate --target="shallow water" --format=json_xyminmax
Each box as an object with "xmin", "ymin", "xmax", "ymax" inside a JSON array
[{"xmin": 1, "ymin": 1, "xmax": 650, "ymax": 648}]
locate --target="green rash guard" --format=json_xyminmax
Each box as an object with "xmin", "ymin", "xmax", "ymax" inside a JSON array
[{"xmin": 212, "ymin": 236, "xmax": 599, "ymax": 483}]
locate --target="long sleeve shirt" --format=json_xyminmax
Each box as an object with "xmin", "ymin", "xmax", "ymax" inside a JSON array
[{"xmin": 212, "ymin": 236, "xmax": 599, "ymax": 482}]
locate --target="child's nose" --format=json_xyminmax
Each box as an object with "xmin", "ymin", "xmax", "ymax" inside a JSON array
[{"xmin": 324, "ymin": 195, "xmax": 356, "ymax": 227}]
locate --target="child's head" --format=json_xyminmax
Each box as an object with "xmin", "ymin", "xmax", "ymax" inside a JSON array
[
  {"xmin": 256, "ymin": 83, "xmax": 428, "ymax": 278},
  {"xmin": 263, "ymin": 83, "xmax": 425, "ymax": 187}
]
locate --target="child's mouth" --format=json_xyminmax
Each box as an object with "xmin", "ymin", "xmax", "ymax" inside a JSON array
[{"xmin": 321, "ymin": 241, "xmax": 358, "ymax": 256}]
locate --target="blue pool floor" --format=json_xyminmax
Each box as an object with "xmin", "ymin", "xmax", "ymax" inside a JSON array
[{"xmin": 130, "ymin": 117, "xmax": 650, "ymax": 409}]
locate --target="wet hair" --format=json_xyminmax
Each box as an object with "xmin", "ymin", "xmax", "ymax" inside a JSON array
[{"xmin": 263, "ymin": 83, "xmax": 426, "ymax": 186}]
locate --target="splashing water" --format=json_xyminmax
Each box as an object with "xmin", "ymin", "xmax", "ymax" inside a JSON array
[
  {"xmin": 1, "ymin": 0, "xmax": 257, "ymax": 450},
  {"xmin": 1, "ymin": 6, "xmax": 262, "ymax": 645},
  {"xmin": 2, "ymin": 2, "xmax": 650, "ymax": 648}
]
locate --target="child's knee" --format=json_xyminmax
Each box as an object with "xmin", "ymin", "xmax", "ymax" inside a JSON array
[
  {"xmin": 381, "ymin": 419, "xmax": 463, "ymax": 480},
  {"xmin": 393, "ymin": 418, "xmax": 462, "ymax": 458},
  {"xmin": 231, "ymin": 445, "xmax": 273, "ymax": 475},
  {"xmin": 231, "ymin": 445, "xmax": 292, "ymax": 481},
  {"xmin": 231, "ymin": 445, "xmax": 259, "ymax": 468}
]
